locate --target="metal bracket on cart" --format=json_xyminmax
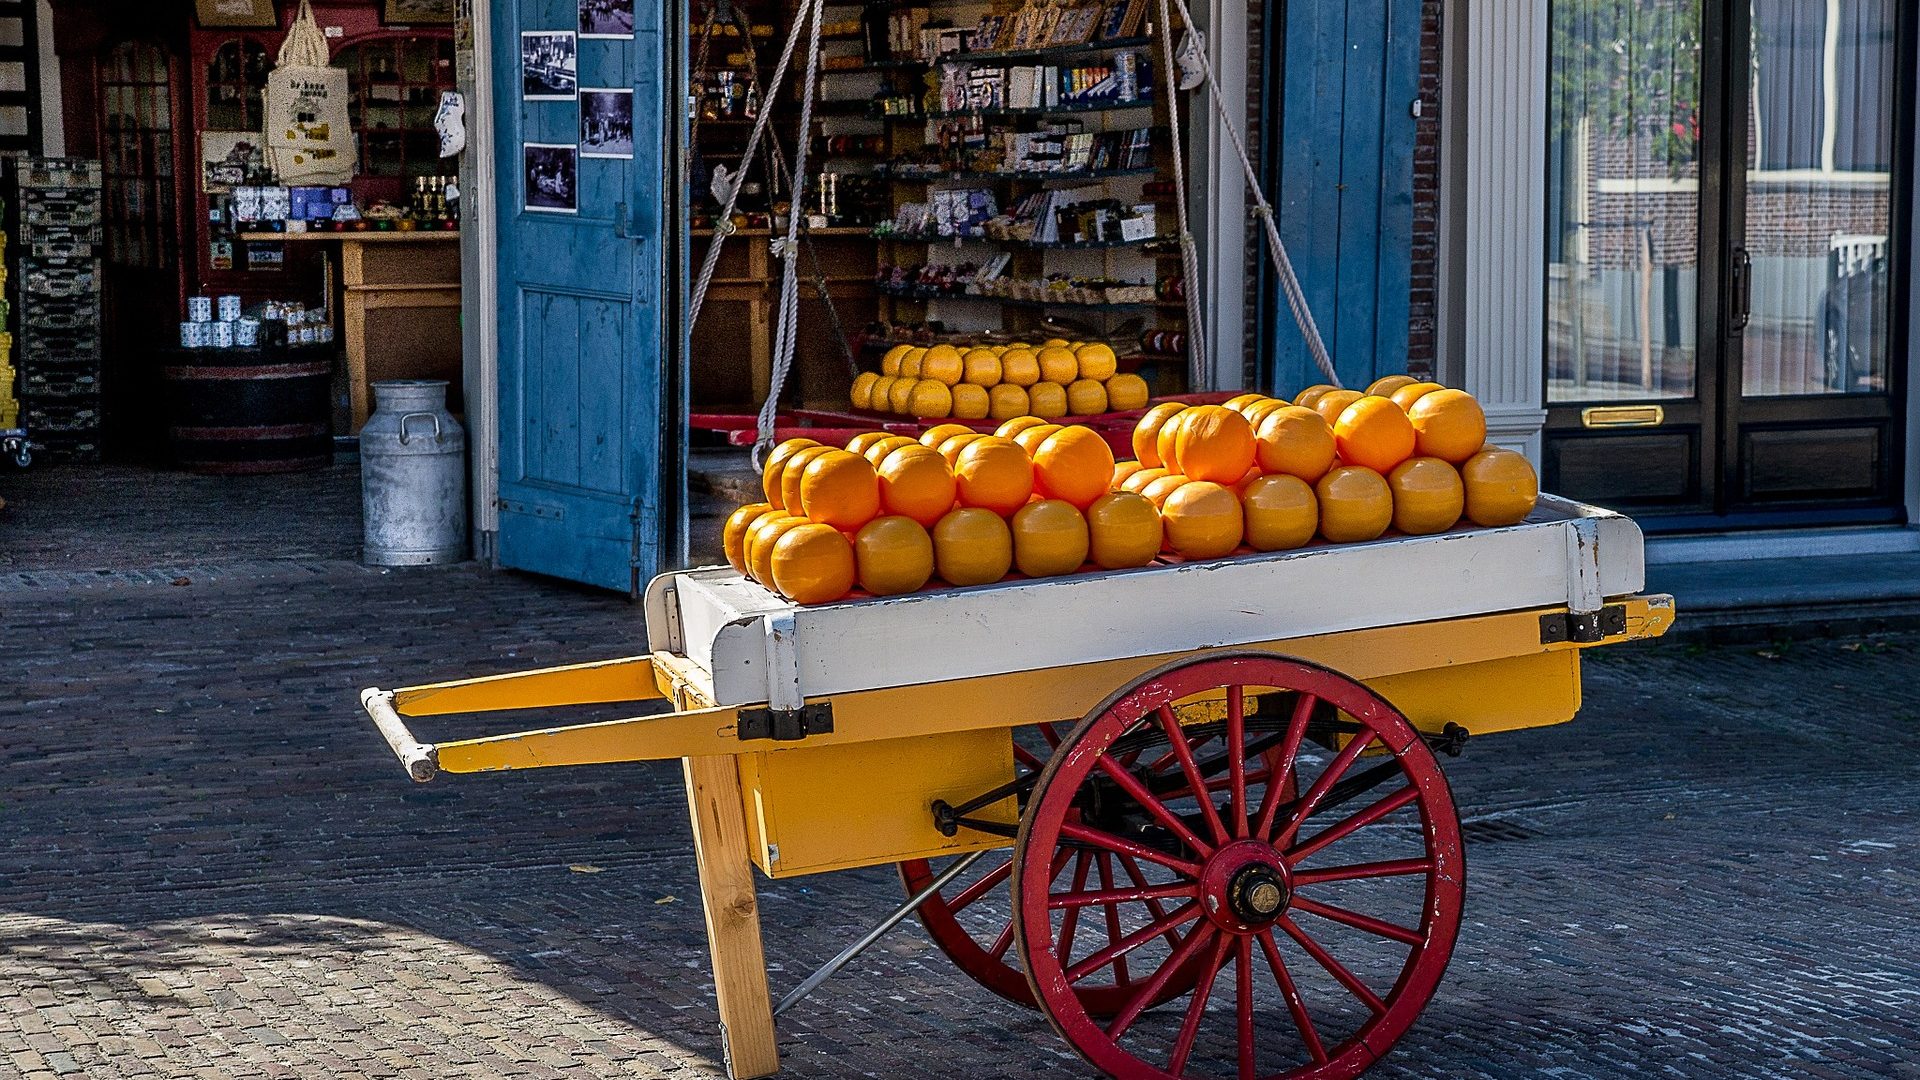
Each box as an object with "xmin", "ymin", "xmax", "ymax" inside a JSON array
[
  {"xmin": 1539, "ymin": 604, "xmax": 1628, "ymax": 645},
  {"xmin": 736, "ymin": 702, "xmax": 834, "ymax": 742}
]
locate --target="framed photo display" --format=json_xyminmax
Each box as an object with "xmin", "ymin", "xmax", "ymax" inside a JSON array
[
  {"xmin": 524, "ymin": 143, "xmax": 579, "ymax": 213},
  {"xmin": 579, "ymin": 0, "xmax": 635, "ymax": 39},
  {"xmin": 521, "ymin": 31, "xmax": 578, "ymax": 100},
  {"xmin": 194, "ymin": 0, "xmax": 278, "ymax": 29},
  {"xmin": 383, "ymin": 0, "xmax": 456, "ymax": 25},
  {"xmin": 579, "ymin": 88, "xmax": 634, "ymax": 158}
]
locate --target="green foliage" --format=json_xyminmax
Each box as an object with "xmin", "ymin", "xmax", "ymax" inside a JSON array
[{"xmin": 1550, "ymin": 0, "xmax": 1703, "ymax": 168}]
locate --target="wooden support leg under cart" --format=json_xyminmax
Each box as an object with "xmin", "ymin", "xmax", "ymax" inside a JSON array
[{"xmin": 683, "ymin": 754, "xmax": 780, "ymax": 1079}]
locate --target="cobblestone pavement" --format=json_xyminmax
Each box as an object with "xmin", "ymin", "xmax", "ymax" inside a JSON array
[
  {"xmin": 0, "ymin": 463, "xmax": 363, "ymax": 575},
  {"xmin": 3, "ymin": 563, "xmax": 1917, "ymax": 1079}
]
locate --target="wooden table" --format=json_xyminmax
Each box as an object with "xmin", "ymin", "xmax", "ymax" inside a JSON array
[{"xmin": 240, "ymin": 231, "xmax": 462, "ymax": 431}]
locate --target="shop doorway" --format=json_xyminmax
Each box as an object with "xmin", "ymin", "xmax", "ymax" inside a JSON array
[
  {"xmin": 1544, "ymin": 0, "xmax": 1911, "ymax": 529},
  {"xmin": 487, "ymin": 0, "xmax": 680, "ymax": 594},
  {"xmin": 95, "ymin": 38, "xmax": 187, "ymax": 456}
]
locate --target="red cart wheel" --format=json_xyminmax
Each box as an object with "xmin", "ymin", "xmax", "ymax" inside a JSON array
[
  {"xmin": 1013, "ymin": 653, "xmax": 1464, "ymax": 1079},
  {"xmin": 902, "ymin": 722, "xmax": 1217, "ymax": 1013}
]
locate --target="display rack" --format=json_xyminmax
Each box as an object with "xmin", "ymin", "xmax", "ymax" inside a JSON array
[
  {"xmin": 5, "ymin": 157, "xmax": 104, "ymax": 463},
  {"xmin": 686, "ymin": 0, "xmax": 1191, "ymax": 412},
  {"xmin": 837, "ymin": 0, "xmax": 1187, "ymax": 386}
]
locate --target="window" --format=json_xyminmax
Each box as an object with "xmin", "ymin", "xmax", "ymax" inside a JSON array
[
  {"xmin": 335, "ymin": 37, "xmax": 456, "ymax": 178},
  {"xmin": 205, "ymin": 39, "xmax": 271, "ymax": 132},
  {"xmin": 100, "ymin": 41, "xmax": 178, "ymax": 270}
]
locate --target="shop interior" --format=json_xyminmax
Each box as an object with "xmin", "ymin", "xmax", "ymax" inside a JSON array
[{"xmin": 0, "ymin": 0, "xmax": 1208, "ymax": 573}]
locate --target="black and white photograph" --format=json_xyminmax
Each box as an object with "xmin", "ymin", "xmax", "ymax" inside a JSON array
[
  {"xmin": 523, "ymin": 143, "xmax": 579, "ymax": 213},
  {"xmin": 579, "ymin": 88, "xmax": 634, "ymax": 158},
  {"xmin": 578, "ymin": 0, "xmax": 633, "ymax": 38},
  {"xmin": 520, "ymin": 30, "xmax": 578, "ymax": 100}
]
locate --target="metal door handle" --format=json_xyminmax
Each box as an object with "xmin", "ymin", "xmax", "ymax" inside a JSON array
[{"xmin": 1729, "ymin": 246, "xmax": 1753, "ymax": 333}]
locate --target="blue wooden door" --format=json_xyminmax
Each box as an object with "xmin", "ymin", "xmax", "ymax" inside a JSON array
[
  {"xmin": 493, "ymin": 0, "xmax": 672, "ymax": 594},
  {"xmin": 1267, "ymin": 0, "xmax": 1422, "ymax": 391}
]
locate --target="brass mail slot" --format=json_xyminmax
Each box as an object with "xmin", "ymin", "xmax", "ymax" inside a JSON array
[{"xmin": 1582, "ymin": 405, "xmax": 1666, "ymax": 429}]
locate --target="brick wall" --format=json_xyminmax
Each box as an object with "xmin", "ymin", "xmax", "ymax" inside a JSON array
[{"xmin": 1406, "ymin": 0, "xmax": 1444, "ymax": 378}]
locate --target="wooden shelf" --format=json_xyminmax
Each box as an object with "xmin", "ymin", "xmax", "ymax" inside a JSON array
[
  {"xmin": 876, "ymin": 232, "xmax": 1171, "ymax": 251},
  {"xmin": 237, "ymin": 230, "xmax": 459, "ymax": 242},
  {"xmin": 692, "ymin": 226, "xmax": 877, "ymax": 237},
  {"xmin": 923, "ymin": 98, "xmax": 1154, "ymax": 120},
  {"xmin": 881, "ymin": 165, "xmax": 1157, "ymax": 184}
]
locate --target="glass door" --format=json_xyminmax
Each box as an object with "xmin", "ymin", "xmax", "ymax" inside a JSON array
[
  {"xmin": 1544, "ymin": 0, "xmax": 1714, "ymax": 513},
  {"xmin": 1543, "ymin": 0, "xmax": 1909, "ymax": 528},
  {"xmin": 1723, "ymin": 0, "xmax": 1904, "ymax": 520}
]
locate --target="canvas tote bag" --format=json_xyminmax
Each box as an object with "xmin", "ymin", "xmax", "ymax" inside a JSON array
[{"xmin": 264, "ymin": 0, "xmax": 357, "ymax": 185}]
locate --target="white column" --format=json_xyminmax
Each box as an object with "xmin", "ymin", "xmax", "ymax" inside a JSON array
[
  {"xmin": 1453, "ymin": 0, "xmax": 1549, "ymax": 463},
  {"xmin": 1192, "ymin": 0, "xmax": 1249, "ymax": 392},
  {"xmin": 457, "ymin": 0, "xmax": 501, "ymax": 552},
  {"xmin": 35, "ymin": 0, "xmax": 61, "ymax": 156}
]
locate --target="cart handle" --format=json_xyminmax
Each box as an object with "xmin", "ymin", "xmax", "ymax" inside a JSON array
[{"xmin": 361, "ymin": 688, "xmax": 439, "ymax": 783}]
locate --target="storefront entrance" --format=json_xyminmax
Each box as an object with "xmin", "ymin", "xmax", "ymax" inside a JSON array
[{"xmin": 1544, "ymin": 0, "xmax": 1910, "ymax": 529}]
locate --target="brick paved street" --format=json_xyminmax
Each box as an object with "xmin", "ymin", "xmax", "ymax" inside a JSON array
[{"xmin": 3, "ymin": 558, "xmax": 1918, "ymax": 1079}]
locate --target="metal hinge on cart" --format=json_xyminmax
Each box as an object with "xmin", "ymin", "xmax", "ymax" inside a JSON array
[
  {"xmin": 736, "ymin": 703, "xmax": 834, "ymax": 742},
  {"xmin": 1539, "ymin": 604, "xmax": 1628, "ymax": 645}
]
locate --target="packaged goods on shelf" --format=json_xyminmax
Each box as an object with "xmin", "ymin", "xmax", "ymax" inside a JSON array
[{"xmin": 934, "ymin": 52, "xmax": 1152, "ymax": 113}]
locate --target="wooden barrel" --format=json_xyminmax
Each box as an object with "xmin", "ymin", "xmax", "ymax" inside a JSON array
[{"xmin": 160, "ymin": 347, "xmax": 333, "ymax": 474}]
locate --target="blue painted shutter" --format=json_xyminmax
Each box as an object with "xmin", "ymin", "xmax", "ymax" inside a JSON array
[
  {"xmin": 1272, "ymin": 0, "xmax": 1422, "ymax": 391},
  {"xmin": 493, "ymin": 0, "xmax": 670, "ymax": 594}
]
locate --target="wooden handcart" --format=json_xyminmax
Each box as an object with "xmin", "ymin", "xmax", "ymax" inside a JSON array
[{"xmin": 362, "ymin": 495, "xmax": 1673, "ymax": 1079}]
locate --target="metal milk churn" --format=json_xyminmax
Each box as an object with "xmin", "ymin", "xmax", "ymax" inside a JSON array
[{"xmin": 360, "ymin": 379, "xmax": 468, "ymax": 565}]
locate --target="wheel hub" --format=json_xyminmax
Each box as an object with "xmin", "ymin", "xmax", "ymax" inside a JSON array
[
  {"xmin": 1228, "ymin": 864, "xmax": 1290, "ymax": 922},
  {"xmin": 1198, "ymin": 839, "xmax": 1292, "ymax": 931}
]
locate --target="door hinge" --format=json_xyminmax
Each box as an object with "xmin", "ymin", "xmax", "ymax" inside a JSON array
[
  {"xmin": 1540, "ymin": 604, "xmax": 1628, "ymax": 645},
  {"xmin": 737, "ymin": 703, "xmax": 834, "ymax": 742}
]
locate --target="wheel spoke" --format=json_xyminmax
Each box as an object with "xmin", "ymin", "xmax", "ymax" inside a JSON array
[
  {"xmin": 1287, "ymin": 784, "xmax": 1420, "ymax": 865},
  {"xmin": 1227, "ymin": 686, "xmax": 1249, "ymax": 839},
  {"xmin": 1279, "ymin": 916, "xmax": 1386, "ymax": 1016},
  {"xmin": 1157, "ymin": 705, "xmax": 1231, "ymax": 847},
  {"xmin": 988, "ymin": 915, "xmax": 1017, "ymax": 959},
  {"xmin": 1066, "ymin": 900, "xmax": 1202, "ymax": 984},
  {"xmin": 1096, "ymin": 853, "xmax": 1129, "ymax": 984},
  {"xmin": 1253, "ymin": 692, "xmax": 1317, "ymax": 839},
  {"xmin": 1012, "ymin": 743, "xmax": 1047, "ymax": 771},
  {"xmin": 1256, "ymin": 929, "xmax": 1329, "ymax": 1064},
  {"xmin": 1235, "ymin": 936, "xmax": 1256, "ymax": 1080},
  {"xmin": 1272, "ymin": 729, "xmax": 1378, "ymax": 848},
  {"xmin": 1060, "ymin": 823, "xmax": 1206, "ymax": 880},
  {"xmin": 1039, "ymin": 722, "xmax": 1064, "ymax": 749},
  {"xmin": 1147, "ymin": 729, "xmax": 1215, "ymax": 775},
  {"xmin": 1049, "ymin": 879, "xmax": 1196, "ymax": 910},
  {"xmin": 1117, "ymin": 854, "xmax": 1187, "ymax": 951},
  {"xmin": 1096, "ymin": 751, "xmax": 1216, "ymax": 858},
  {"xmin": 944, "ymin": 855, "xmax": 1014, "ymax": 914},
  {"xmin": 1167, "ymin": 931, "xmax": 1232, "ymax": 1074},
  {"xmin": 1289, "ymin": 895, "xmax": 1424, "ymax": 946},
  {"xmin": 1104, "ymin": 919, "xmax": 1215, "ymax": 1038},
  {"xmin": 1292, "ymin": 857, "xmax": 1433, "ymax": 886},
  {"xmin": 1056, "ymin": 851, "xmax": 1095, "ymax": 966}
]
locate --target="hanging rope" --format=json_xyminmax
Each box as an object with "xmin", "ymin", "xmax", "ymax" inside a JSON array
[
  {"xmin": 730, "ymin": 6, "xmax": 862, "ymax": 381},
  {"xmin": 685, "ymin": 1, "xmax": 723, "ymax": 150},
  {"xmin": 687, "ymin": 0, "xmax": 813, "ymax": 328},
  {"xmin": 1160, "ymin": 0, "xmax": 1340, "ymax": 387},
  {"xmin": 1152, "ymin": 0, "xmax": 1210, "ymax": 390},
  {"xmin": 755, "ymin": 0, "xmax": 829, "ymax": 462}
]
